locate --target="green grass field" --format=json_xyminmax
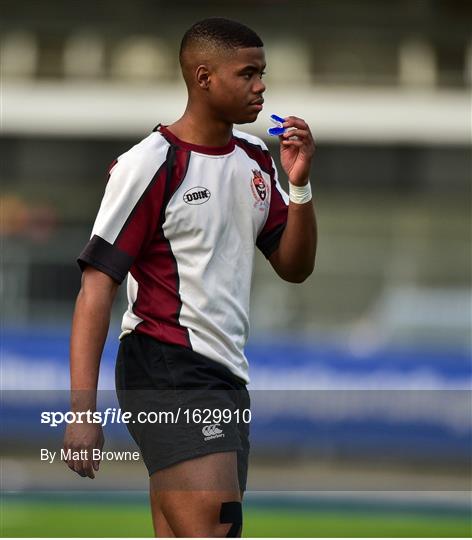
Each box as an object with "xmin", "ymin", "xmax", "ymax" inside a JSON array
[{"xmin": 1, "ymin": 493, "xmax": 471, "ymax": 537}]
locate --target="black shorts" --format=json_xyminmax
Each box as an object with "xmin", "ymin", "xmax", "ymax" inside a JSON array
[{"xmin": 115, "ymin": 331, "xmax": 250, "ymax": 491}]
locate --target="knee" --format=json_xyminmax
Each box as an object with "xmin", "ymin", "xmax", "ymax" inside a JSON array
[
  {"xmin": 182, "ymin": 500, "xmax": 243, "ymax": 538},
  {"xmin": 218, "ymin": 501, "xmax": 242, "ymax": 537},
  {"xmin": 160, "ymin": 495, "xmax": 242, "ymax": 537}
]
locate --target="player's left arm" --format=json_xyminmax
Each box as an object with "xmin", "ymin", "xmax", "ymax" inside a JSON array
[{"xmin": 269, "ymin": 116, "xmax": 317, "ymax": 283}]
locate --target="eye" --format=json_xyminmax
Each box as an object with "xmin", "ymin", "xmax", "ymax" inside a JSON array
[{"xmin": 241, "ymin": 70, "xmax": 265, "ymax": 80}]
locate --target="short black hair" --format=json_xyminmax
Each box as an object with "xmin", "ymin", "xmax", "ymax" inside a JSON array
[{"xmin": 180, "ymin": 17, "xmax": 263, "ymax": 60}]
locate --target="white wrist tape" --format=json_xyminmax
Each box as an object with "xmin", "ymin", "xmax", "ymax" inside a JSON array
[{"xmin": 289, "ymin": 181, "xmax": 312, "ymax": 204}]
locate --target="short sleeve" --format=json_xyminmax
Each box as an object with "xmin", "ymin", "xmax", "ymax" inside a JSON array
[
  {"xmin": 256, "ymin": 159, "xmax": 289, "ymax": 258},
  {"xmin": 77, "ymin": 154, "xmax": 167, "ymax": 283}
]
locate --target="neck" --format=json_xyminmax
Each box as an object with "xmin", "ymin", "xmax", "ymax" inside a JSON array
[{"xmin": 167, "ymin": 102, "xmax": 233, "ymax": 147}]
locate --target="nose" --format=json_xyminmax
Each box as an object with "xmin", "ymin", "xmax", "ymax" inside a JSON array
[{"xmin": 253, "ymin": 77, "xmax": 265, "ymax": 94}]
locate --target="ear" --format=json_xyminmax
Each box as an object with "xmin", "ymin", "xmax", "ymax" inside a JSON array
[{"xmin": 195, "ymin": 65, "xmax": 211, "ymax": 89}]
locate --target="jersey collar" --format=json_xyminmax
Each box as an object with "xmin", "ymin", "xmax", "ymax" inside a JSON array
[{"xmin": 154, "ymin": 124, "xmax": 236, "ymax": 156}]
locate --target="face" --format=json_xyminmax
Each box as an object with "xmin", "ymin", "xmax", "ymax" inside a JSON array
[{"xmin": 201, "ymin": 47, "xmax": 266, "ymax": 124}]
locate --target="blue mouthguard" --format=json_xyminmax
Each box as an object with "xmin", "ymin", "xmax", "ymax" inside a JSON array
[
  {"xmin": 271, "ymin": 114, "xmax": 286, "ymax": 124},
  {"xmin": 267, "ymin": 114, "xmax": 287, "ymax": 136}
]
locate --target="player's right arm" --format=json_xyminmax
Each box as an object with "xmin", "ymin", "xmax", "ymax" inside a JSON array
[
  {"xmin": 63, "ymin": 266, "xmax": 119, "ymax": 479},
  {"xmin": 63, "ymin": 146, "xmax": 167, "ymax": 478}
]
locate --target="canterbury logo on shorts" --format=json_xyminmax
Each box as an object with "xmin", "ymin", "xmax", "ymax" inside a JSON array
[{"xmin": 202, "ymin": 424, "xmax": 225, "ymax": 441}]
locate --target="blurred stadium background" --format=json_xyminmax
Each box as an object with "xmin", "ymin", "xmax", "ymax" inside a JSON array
[{"xmin": 1, "ymin": 0, "xmax": 471, "ymax": 536}]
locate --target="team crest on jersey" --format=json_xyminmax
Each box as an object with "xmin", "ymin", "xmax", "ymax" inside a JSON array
[{"xmin": 250, "ymin": 169, "xmax": 268, "ymax": 211}]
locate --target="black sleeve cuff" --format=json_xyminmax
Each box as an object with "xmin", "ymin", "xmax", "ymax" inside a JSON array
[
  {"xmin": 77, "ymin": 234, "xmax": 133, "ymax": 284},
  {"xmin": 256, "ymin": 223, "xmax": 286, "ymax": 259}
]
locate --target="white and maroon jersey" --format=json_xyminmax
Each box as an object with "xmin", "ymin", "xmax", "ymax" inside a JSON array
[{"xmin": 78, "ymin": 125, "xmax": 288, "ymax": 383}]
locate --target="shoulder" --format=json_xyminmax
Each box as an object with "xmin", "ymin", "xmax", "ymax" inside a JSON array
[
  {"xmin": 112, "ymin": 131, "xmax": 170, "ymax": 176},
  {"xmin": 103, "ymin": 131, "xmax": 170, "ymax": 196},
  {"xmin": 232, "ymin": 129, "xmax": 275, "ymax": 174},
  {"xmin": 232, "ymin": 128, "xmax": 269, "ymax": 152}
]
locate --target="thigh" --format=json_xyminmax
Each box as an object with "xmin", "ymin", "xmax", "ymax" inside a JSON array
[
  {"xmin": 149, "ymin": 483, "xmax": 176, "ymax": 537},
  {"xmin": 150, "ymin": 451, "xmax": 242, "ymax": 537},
  {"xmin": 236, "ymin": 386, "xmax": 251, "ymax": 493}
]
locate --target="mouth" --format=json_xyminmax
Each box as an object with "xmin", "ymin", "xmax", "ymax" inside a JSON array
[{"xmin": 249, "ymin": 98, "xmax": 264, "ymax": 111}]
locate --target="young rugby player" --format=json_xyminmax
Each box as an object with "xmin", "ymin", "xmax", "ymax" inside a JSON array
[{"xmin": 64, "ymin": 17, "xmax": 316, "ymax": 537}]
